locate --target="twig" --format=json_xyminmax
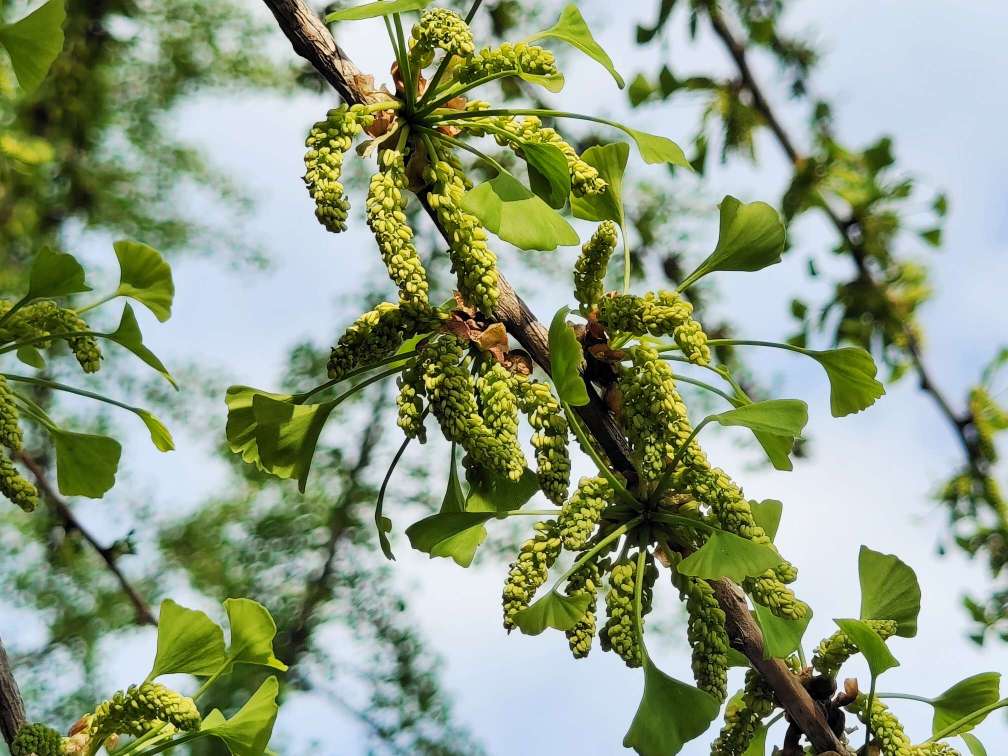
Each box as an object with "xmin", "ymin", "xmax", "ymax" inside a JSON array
[
  {"xmin": 0, "ymin": 635, "xmax": 27, "ymax": 748},
  {"xmin": 704, "ymin": 3, "xmax": 989, "ymax": 497},
  {"xmin": 16, "ymin": 450, "xmax": 157, "ymax": 627},
  {"xmin": 258, "ymin": 1, "xmax": 844, "ymax": 751}
]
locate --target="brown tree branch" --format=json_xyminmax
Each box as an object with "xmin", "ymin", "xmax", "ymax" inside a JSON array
[
  {"xmin": 704, "ymin": 3, "xmax": 988, "ymax": 493},
  {"xmin": 16, "ymin": 450, "xmax": 157, "ymax": 627},
  {"xmin": 258, "ymin": 1, "xmax": 843, "ymax": 751},
  {"xmin": 0, "ymin": 635, "xmax": 27, "ymax": 748}
]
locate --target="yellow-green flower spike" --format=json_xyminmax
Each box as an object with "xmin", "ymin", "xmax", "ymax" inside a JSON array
[
  {"xmin": 44, "ymin": 306, "xmax": 101, "ymax": 373},
  {"xmin": 456, "ymin": 43, "xmax": 558, "ymax": 84},
  {"xmin": 911, "ymin": 744, "xmax": 962, "ymax": 755},
  {"xmin": 574, "ymin": 221, "xmax": 618, "ymax": 311},
  {"xmin": 1, "ymin": 452, "xmax": 36, "ymax": 512},
  {"xmin": 11, "ymin": 723, "xmax": 62, "ymax": 756},
  {"xmin": 600, "ymin": 551, "xmax": 657, "ymax": 668},
  {"xmin": 475, "ymin": 360, "xmax": 526, "ymax": 481},
  {"xmin": 970, "ymin": 386, "xmax": 1006, "ymax": 462},
  {"xmin": 304, "ymin": 105, "xmax": 374, "ymax": 233},
  {"xmin": 813, "ymin": 619, "xmax": 898, "ymax": 678},
  {"xmin": 0, "ymin": 376, "xmax": 23, "ymax": 451},
  {"xmin": 851, "ymin": 694, "xmax": 912, "ymax": 756},
  {"xmin": 502, "ymin": 519, "xmax": 561, "ymax": 631},
  {"xmin": 327, "ymin": 302, "xmax": 404, "ymax": 381},
  {"xmin": 564, "ymin": 558, "xmax": 603, "ymax": 659},
  {"xmin": 683, "ymin": 577, "xmax": 729, "ymax": 701},
  {"xmin": 513, "ymin": 374, "xmax": 571, "ymax": 504},
  {"xmin": 424, "ymin": 155, "xmax": 499, "ymax": 314},
  {"xmin": 366, "ymin": 150, "xmax": 429, "ymax": 305},
  {"xmin": 558, "ymin": 476, "xmax": 611, "ymax": 551},
  {"xmin": 396, "ymin": 364, "xmax": 426, "ymax": 442},
  {"xmin": 409, "ymin": 8, "xmax": 474, "ymax": 69},
  {"xmin": 743, "ymin": 570, "xmax": 807, "ymax": 621},
  {"xmin": 88, "ymin": 682, "xmax": 200, "ymax": 741},
  {"xmin": 0, "ymin": 299, "xmax": 56, "ymax": 345},
  {"xmin": 598, "ymin": 291, "xmax": 711, "ymax": 365},
  {"xmin": 710, "ymin": 669, "xmax": 776, "ymax": 756}
]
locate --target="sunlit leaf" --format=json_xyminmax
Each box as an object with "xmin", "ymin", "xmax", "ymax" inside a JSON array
[
  {"xmin": 325, "ymin": 0, "xmax": 432, "ymax": 22},
  {"xmin": 834, "ymin": 618, "xmax": 899, "ymax": 677},
  {"xmin": 679, "ymin": 196, "xmax": 786, "ymax": 289},
  {"xmin": 462, "ymin": 171, "xmax": 579, "ymax": 250},
  {"xmin": 51, "ymin": 428, "xmax": 120, "ymax": 498},
  {"xmin": 26, "ymin": 246, "xmax": 89, "ymax": 300},
  {"xmin": 405, "ymin": 511, "xmax": 496, "ymax": 565},
  {"xmin": 15, "ymin": 346, "xmax": 45, "ymax": 369},
  {"xmin": 0, "ymin": 0, "xmax": 65, "ymax": 92},
  {"xmin": 251, "ymin": 394, "xmax": 337, "ymax": 491},
  {"xmin": 106, "ymin": 304, "xmax": 176, "ymax": 388},
  {"xmin": 518, "ymin": 68, "xmax": 565, "ymax": 93},
  {"xmin": 113, "ymin": 240, "xmax": 174, "ymax": 321},
  {"xmin": 961, "ymin": 732, "xmax": 987, "ymax": 756},
  {"xmin": 931, "ymin": 673, "xmax": 1001, "ymax": 736},
  {"xmin": 710, "ymin": 400, "xmax": 808, "ymax": 458},
  {"xmin": 677, "ymin": 530, "xmax": 782, "ymax": 582},
  {"xmin": 224, "ymin": 386, "xmax": 293, "ymax": 470},
  {"xmin": 548, "ymin": 306, "xmax": 588, "ymax": 405},
  {"xmin": 623, "ymin": 657, "xmax": 720, "ymax": 755},
  {"xmin": 201, "ymin": 677, "xmax": 280, "ymax": 756},
  {"xmin": 224, "ymin": 598, "xmax": 288, "ymax": 672},
  {"xmin": 148, "ymin": 599, "xmax": 227, "ymax": 680},
  {"xmin": 805, "ymin": 347, "xmax": 885, "ymax": 417},
  {"xmin": 750, "ymin": 499, "xmax": 783, "ymax": 541},
  {"xmin": 859, "ymin": 545, "xmax": 921, "ymax": 637},
  {"xmin": 512, "ymin": 591, "xmax": 591, "ymax": 635},
  {"xmin": 571, "ymin": 142, "xmax": 628, "ymax": 227},
  {"xmin": 416, "ymin": 451, "xmax": 486, "ymax": 567},
  {"xmin": 466, "ymin": 467, "xmax": 540, "ymax": 514},
  {"xmin": 526, "ymin": 4, "xmax": 624, "ymax": 88},
  {"xmin": 523, "ymin": 142, "xmax": 571, "ymax": 209},
  {"xmin": 136, "ymin": 409, "xmax": 174, "ymax": 452},
  {"xmin": 742, "ymin": 723, "xmax": 768, "ymax": 756}
]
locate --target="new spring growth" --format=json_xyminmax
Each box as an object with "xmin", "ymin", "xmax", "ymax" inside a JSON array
[
  {"xmin": 0, "ymin": 299, "xmax": 102, "ymax": 372},
  {"xmin": 11, "ymin": 723, "xmax": 62, "ymax": 756},
  {"xmin": 599, "ymin": 291, "xmax": 711, "ymax": 366},
  {"xmin": 558, "ymin": 475, "xmax": 612, "ymax": 551},
  {"xmin": 812, "ymin": 618, "xmax": 898, "ymax": 678},
  {"xmin": 396, "ymin": 363, "xmax": 426, "ymax": 441},
  {"xmin": 683, "ymin": 576, "xmax": 730, "ymax": 702},
  {"xmin": 502, "ymin": 519, "xmax": 561, "ymax": 631},
  {"xmin": 409, "ymin": 7, "xmax": 474, "ymax": 69},
  {"xmin": 474, "ymin": 359, "xmax": 525, "ymax": 481},
  {"xmin": 513, "ymin": 374, "xmax": 571, "ymax": 505},
  {"xmin": 711, "ymin": 669, "xmax": 776, "ymax": 756},
  {"xmin": 564, "ymin": 557, "xmax": 603, "ymax": 659},
  {"xmin": 304, "ymin": 104, "xmax": 374, "ymax": 233},
  {"xmin": 456, "ymin": 42, "xmax": 558, "ymax": 85},
  {"xmin": 600, "ymin": 551, "xmax": 657, "ymax": 668},
  {"xmin": 574, "ymin": 221, "xmax": 618, "ymax": 311},
  {"xmin": 87, "ymin": 682, "xmax": 200, "ymax": 743}
]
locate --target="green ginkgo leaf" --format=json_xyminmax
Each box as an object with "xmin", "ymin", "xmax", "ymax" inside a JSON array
[
  {"xmin": 0, "ymin": 0, "xmax": 65, "ymax": 92},
  {"xmin": 252, "ymin": 394, "xmax": 337, "ymax": 491},
  {"xmin": 512, "ymin": 591, "xmax": 592, "ymax": 635},
  {"xmin": 26, "ymin": 246, "xmax": 89, "ymax": 300},
  {"xmin": 224, "ymin": 598, "xmax": 288, "ymax": 672},
  {"xmin": 676, "ymin": 530, "xmax": 782, "ymax": 582},
  {"xmin": 51, "ymin": 428, "xmax": 121, "ymax": 498},
  {"xmin": 753, "ymin": 601, "xmax": 812, "ymax": 659},
  {"xmin": 201, "ymin": 677, "xmax": 280, "ymax": 756},
  {"xmin": 806, "ymin": 347, "xmax": 886, "ymax": 417},
  {"xmin": 522, "ymin": 142, "xmax": 571, "ymax": 209},
  {"xmin": 858, "ymin": 545, "xmax": 921, "ymax": 638},
  {"xmin": 462, "ymin": 171, "xmax": 579, "ymax": 250},
  {"xmin": 571, "ymin": 142, "xmax": 628, "ymax": 227},
  {"xmin": 106, "ymin": 304, "xmax": 177, "ymax": 388},
  {"xmin": 136, "ymin": 410, "xmax": 174, "ymax": 452},
  {"xmin": 224, "ymin": 386, "xmax": 293, "ymax": 469},
  {"xmin": 405, "ymin": 512, "xmax": 496, "ymax": 565},
  {"xmin": 466, "ymin": 467, "xmax": 540, "ymax": 514},
  {"xmin": 931, "ymin": 672, "xmax": 1001, "ymax": 736},
  {"xmin": 548, "ymin": 306, "xmax": 589, "ymax": 406},
  {"xmin": 148, "ymin": 599, "xmax": 227, "ymax": 680},
  {"xmin": 623, "ymin": 657, "xmax": 720, "ymax": 755},
  {"xmin": 325, "ymin": 0, "xmax": 432, "ymax": 22},
  {"xmin": 526, "ymin": 5, "xmax": 624, "ymax": 88},
  {"xmin": 679, "ymin": 196, "xmax": 786, "ymax": 290},
  {"xmin": 834, "ymin": 618, "xmax": 899, "ymax": 677},
  {"xmin": 113, "ymin": 240, "xmax": 174, "ymax": 321}
]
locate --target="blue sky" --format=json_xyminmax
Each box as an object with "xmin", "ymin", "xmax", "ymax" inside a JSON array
[{"xmin": 8, "ymin": 0, "xmax": 1008, "ymax": 753}]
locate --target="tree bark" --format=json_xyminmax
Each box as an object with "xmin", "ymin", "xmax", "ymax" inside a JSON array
[
  {"xmin": 0, "ymin": 635, "xmax": 27, "ymax": 748},
  {"xmin": 257, "ymin": 1, "xmax": 845, "ymax": 752}
]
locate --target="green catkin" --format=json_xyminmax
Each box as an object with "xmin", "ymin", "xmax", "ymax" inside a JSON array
[
  {"xmin": 683, "ymin": 577, "xmax": 729, "ymax": 701},
  {"xmin": 464, "ymin": 115, "xmax": 606, "ymax": 197},
  {"xmin": 419, "ymin": 336, "xmax": 512, "ymax": 479},
  {"xmin": 424, "ymin": 155, "xmax": 499, "ymax": 314},
  {"xmin": 11, "ymin": 723, "xmax": 62, "ymax": 756},
  {"xmin": 812, "ymin": 619, "xmax": 898, "ymax": 678},
  {"xmin": 512, "ymin": 374, "xmax": 571, "ymax": 505},
  {"xmin": 970, "ymin": 386, "xmax": 1007, "ymax": 462},
  {"xmin": 366, "ymin": 150, "xmax": 429, "ymax": 305},
  {"xmin": 456, "ymin": 42, "xmax": 558, "ymax": 84},
  {"xmin": 710, "ymin": 670, "xmax": 775, "ymax": 756},
  {"xmin": 574, "ymin": 221, "xmax": 618, "ymax": 310},
  {"xmin": 327, "ymin": 302, "xmax": 404, "ymax": 380},
  {"xmin": 598, "ymin": 292, "xmax": 710, "ymax": 365},
  {"xmin": 564, "ymin": 558, "xmax": 602, "ymax": 659},
  {"xmin": 396, "ymin": 364, "xmax": 426, "ymax": 442},
  {"xmin": 852, "ymin": 695, "xmax": 913, "ymax": 756},
  {"xmin": 44, "ymin": 307, "xmax": 101, "ymax": 373},
  {"xmin": 1, "ymin": 452, "xmax": 36, "ymax": 512},
  {"xmin": 304, "ymin": 105, "xmax": 373, "ymax": 233},
  {"xmin": 0, "ymin": 299, "xmax": 57, "ymax": 345},
  {"xmin": 0, "ymin": 376, "xmax": 23, "ymax": 450},
  {"xmin": 502, "ymin": 519, "xmax": 562, "ymax": 630},
  {"xmin": 558, "ymin": 476, "xmax": 611, "ymax": 551},
  {"xmin": 619, "ymin": 345, "xmax": 689, "ymax": 481},
  {"xmin": 600, "ymin": 551, "xmax": 657, "ymax": 668},
  {"xmin": 912, "ymin": 745, "xmax": 961, "ymax": 756},
  {"xmin": 409, "ymin": 8, "xmax": 474, "ymax": 68},
  {"xmin": 88, "ymin": 683, "xmax": 200, "ymax": 741},
  {"xmin": 474, "ymin": 360, "xmax": 525, "ymax": 481}
]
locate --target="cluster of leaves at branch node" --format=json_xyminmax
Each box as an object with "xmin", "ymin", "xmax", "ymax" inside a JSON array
[
  {"xmin": 22, "ymin": 597, "xmax": 286, "ymax": 756},
  {"xmin": 0, "ymin": 242, "xmax": 176, "ymax": 511}
]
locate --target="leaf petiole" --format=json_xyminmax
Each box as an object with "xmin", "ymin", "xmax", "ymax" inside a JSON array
[{"xmin": 562, "ymin": 403, "xmax": 638, "ymax": 507}]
